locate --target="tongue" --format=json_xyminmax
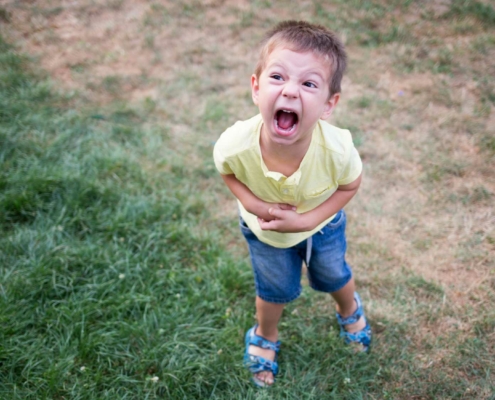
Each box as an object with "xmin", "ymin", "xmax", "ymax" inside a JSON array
[{"xmin": 277, "ymin": 111, "xmax": 296, "ymax": 130}]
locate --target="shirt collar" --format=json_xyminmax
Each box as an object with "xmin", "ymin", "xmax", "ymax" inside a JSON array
[{"xmin": 255, "ymin": 116, "xmax": 316, "ymax": 186}]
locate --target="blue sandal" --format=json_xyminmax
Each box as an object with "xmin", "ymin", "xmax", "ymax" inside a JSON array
[
  {"xmin": 336, "ymin": 292, "xmax": 372, "ymax": 352},
  {"xmin": 243, "ymin": 324, "xmax": 281, "ymax": 387}
]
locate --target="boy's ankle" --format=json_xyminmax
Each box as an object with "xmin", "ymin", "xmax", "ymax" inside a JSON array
[
  {"xmin": 255, "ymin": 326, "xmax": 278, "ymax": 342},
  {"xmin": 336, "ymin": 299, "xmax": 358, "ymax": 319}
]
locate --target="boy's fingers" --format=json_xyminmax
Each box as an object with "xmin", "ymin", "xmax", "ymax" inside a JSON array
[
  {"xmin": 278, "ymin": 204, "xmax": 296, "ymax": 211},
  {"xmin": 268, "ymin": 208, "xmax": 282, "ymax": 218},
  {"xmin": 258, "ymin": 217, "xmax": 279, "ymax": 231}
]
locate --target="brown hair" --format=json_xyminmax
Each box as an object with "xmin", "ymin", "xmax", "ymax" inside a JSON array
[{"xmin": 254, "ymin": 20, "xmax": 347, "ymax": 96}]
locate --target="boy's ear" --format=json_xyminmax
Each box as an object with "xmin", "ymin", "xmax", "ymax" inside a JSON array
[
  {"xmin": 320, "ymin": 93, "xmax": 340, "ymax": 120},
  {"xmin": 251, "ymin": 74, "xmax": 260, "ymax": 106}
]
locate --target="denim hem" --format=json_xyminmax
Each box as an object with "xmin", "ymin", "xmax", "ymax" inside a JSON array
[
  {"xmin": 309, "ymin": 273, "xmax": 352, "ymax": 294},
  {"xmin": 256, "ymin": 287, "xmax": 302, "ymax": 304}
]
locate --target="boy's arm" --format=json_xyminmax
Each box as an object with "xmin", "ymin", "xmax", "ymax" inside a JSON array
[
  {"xmin": 221, "ymin": 174, "xmax": 296, "ymax": 222},
  {"xmin": 257, "ymin": 173, "xmax": 362, "ymax": 233}
]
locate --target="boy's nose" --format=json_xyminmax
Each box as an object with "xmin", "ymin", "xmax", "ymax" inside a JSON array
[{"xmin": 282, "ymin": 82, "xmax": 299, "ymax": 98}]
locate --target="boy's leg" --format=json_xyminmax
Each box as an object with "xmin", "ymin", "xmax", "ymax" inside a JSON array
[
  {"xmin": 249, "ymin": 296, "xmax": 285, "ymax": 385},
  {"xmin": 306, "ymin": 210, "xmax": 370, "ymax": 347},
  {"xmin": 239, "ymin": 216, "xmax": 305, "ymax": 385},
  {"xmin": 330, "ymin": 277, "xmax": 366, "ymax": 333}
]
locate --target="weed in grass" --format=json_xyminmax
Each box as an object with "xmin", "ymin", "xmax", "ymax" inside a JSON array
[
  {"xmin": 111, "ymin": 125, "xmax": 142, "ymax": 145},
  {"xmin": 406, "ymin": 276, "xmax": 444, "ymax": 299},
  {"xmin": 141, "ymin": 96, "xmax": 156, "ymax": 115},
  {"xmin": 375, "ymin": 98, "xmax": 394, "ymax": 117},
  {"xmin": 28, "ymin": 6, "xmax": 65, "ymax": 18},
  {"xmin": 0, "ymin": 36, "xmax": 11, "ymax": 54},
  {"xmin": 480, "ymin": 83, "xmax": 495, "ymax": 106},
  {"xmin": 101, "ymin": 75, "xmax": 123, "ymax": 95},
  {"xmin": 349, "ymin": 128, "xmax": 366, "ymax": 148},
  {"xmin": 346, "ymin": 0, "xmax": 387, "ymax": 16},
  {"xmin": 400, "ymin": 123, "xmax": 414, "ymax": 131},
  {"xmin": 333, "ymin": 114, "xmax": 367, "ymax": 147},
  {"xmin": 312, "ymin": 1, "xmax": 340, "ymax": 25},
  {"xmin": 107, "ymin": 0, "xmax": 124, "ymax": 11},
  {"xmin": 474, "ymin": 312, "xmax": 495, "ymax": 336},
  {"xmin": 315, "ymin": 0, "xmax": 413, "ymax": 47},
  {"xmin": 449, "ymin": 0, "xmax": 495, "ymax": 26},
  {"xmin": 69, "ymin": 62, "xmax": 86, "ymax": 74},
  {"xmin": 183, "ymin": 44, "xmax": 209, "ymax": 65},
  {"xmin": 142, "ymin": 3, "xmax": 170, "ymax": 27},
  {"xmin": 455, "ymin": 234, "xmax": 490, "ymax": 265},
  {"xmin": 360, "ymin": 24, "xmax": 411, "ymax": 47},
  {"xmin": 240, "ymin": 10, "xmax": 255, "ymax": 28},
  {"xmin": 144, "ymin": 33, "xmax": 155, "ymax": 50},
  {"xmin": 181, "ymin": 1, "xmax": 204, "ymax": 18},
  {"xmin": 412, "ymin": 237, "xmax": 432, "ymax": 251},
  {"xmin": 430, "ymin": 47, "xmax": 454, "ymax": 74},
  {"xmin": 454, "ymin": 18, "xmax": 481, "ymax": 34},
  {"xmin": 480, "ymin": 133, "xmax": 495, "ymax": 155},
  {"xmin": 350, "ymin": 95, "xmax": 372, "ymax": 109},
  {"xmin": 471, "ymin": 34, "xmax": 495, "ymax": 55},
  {"xmin": 0, "ymin": 7, "xmax": 11, "ymax": 23},
  {"xmin": 392, "ymin": 43, "xmax": 427, "ymax": 73},
  {"xmin": 423, "ymin": 159, "xmax": 467, "ymax": 182},
  {"xmin": 211, "ymin": 55, "xmax": 229, "ymax": 72},
  {"xmin": 469, "ymin": 186, "xmax": 493, "ymax": 204},
  {"xmin": 108, "ymin": 105, "xmax": 142, "ymax": 124},
  {"xmin": 253, "ymin": 0, "xmax": 273, "ymax": 9},
  {"xmin": 448, "ymin": 185, "xmax": 494, "ymax": 206}
]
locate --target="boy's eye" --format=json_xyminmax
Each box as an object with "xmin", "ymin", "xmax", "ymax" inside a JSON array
[
  {"xmin": 303, "ymin": 81, "xmax": 317, "ymax": 88},
  {"xmin": 270, "ymin": 74, "xmax": 283, "ymax": 81}
]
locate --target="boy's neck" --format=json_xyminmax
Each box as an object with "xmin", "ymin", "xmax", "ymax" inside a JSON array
[{"xmin": 259, "ymin": 124, "xmax": 313, "ymax": 177}]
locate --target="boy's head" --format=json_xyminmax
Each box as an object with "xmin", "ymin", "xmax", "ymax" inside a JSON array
[{"xmin": 254, "ymin": 20, "xmax": 347, "ymax": 97}]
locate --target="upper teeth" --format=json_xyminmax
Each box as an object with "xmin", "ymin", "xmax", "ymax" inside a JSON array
[{"xmin": 282, "ymin": 110, "xmax": 293, "ymax": 113}]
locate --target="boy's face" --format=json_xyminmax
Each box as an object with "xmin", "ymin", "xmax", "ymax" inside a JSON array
[{"xmin": 251, "ymin": 46, "xmax": 339, "ymax": 147}]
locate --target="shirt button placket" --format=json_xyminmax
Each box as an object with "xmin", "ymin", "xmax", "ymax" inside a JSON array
[{"xmin": 281, "ymin": 186, "xmax": 293, "ymax": 200}]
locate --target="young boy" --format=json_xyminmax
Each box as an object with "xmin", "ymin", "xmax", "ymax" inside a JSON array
[{"xmin": 213, "ymin": 20, "xmax": 371, "ymax": 387}]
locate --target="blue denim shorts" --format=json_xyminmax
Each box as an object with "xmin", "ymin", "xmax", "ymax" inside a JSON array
[{"xmin": 240, "ymin": 209, "xmax": 352, "ymax": 304}]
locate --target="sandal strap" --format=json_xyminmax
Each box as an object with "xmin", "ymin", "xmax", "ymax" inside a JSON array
[
  {"xmin": 336, "ymin": 292, "xmax": 364, "ymax": 326},
  {"xmin": 245, "ymin": 325, "xmax": 281, "ymax": 352},
  {"xmin": 340, "ymin": 321, "xmax": 372, "ymax": 350},
  {"xmin": 243, "ymin": 354, "xmax": 279, "ymax": 375},
  {"xmin": 336, "ymin": 292, "xmax": 372, "ymax": 351}
]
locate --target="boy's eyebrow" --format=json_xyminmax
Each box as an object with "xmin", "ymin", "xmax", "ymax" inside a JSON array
[
  {"xmin": 305, "ymin": 70, "xmax": 327, "ymax": 81},
  {"xmin": 266, "ymin": 62, "xmax": 328, "ymax": 81},
  {"xmin": 266, "ymin": 61, "xmax": 286, "ymax": 70}
]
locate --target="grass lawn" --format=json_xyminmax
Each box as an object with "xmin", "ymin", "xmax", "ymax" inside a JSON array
[{"xmin": 1, "ymin": 1, "xmax": 494, "ymax": 399}]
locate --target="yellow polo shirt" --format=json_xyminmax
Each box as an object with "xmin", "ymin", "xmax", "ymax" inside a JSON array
[{"xmin": 213, "ymin": 114, "xmax": 362, "ymax": 248}]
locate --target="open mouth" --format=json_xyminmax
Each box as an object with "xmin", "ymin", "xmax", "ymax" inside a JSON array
[{"xmin": 274, "ymin": 109, "xmax": 298, "ymax": 134}]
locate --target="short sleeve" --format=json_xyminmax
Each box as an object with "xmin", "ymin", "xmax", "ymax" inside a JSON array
[
  {"xmin": 213, "ymin": 140, "xmax": 233, "ymax": 175},
  {"xmin": 337, "ymin": 146, "xmax": 362, "ymax": 185}
]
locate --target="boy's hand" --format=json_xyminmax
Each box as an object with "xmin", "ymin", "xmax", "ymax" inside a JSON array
[
  {"xmin": 273, "ymin": 203, "xmax": 297, "ymax": 212},
  {"xmin": 257, "ymin": 207, "xmax": 312, "ymax": 233},
  {"xmin": 258, "ymin": 175, "xmax": 362, "ymax": 232},
  {"xmin": 256, "ymin": 203, "xmax": 296, "ymax": 222}
]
